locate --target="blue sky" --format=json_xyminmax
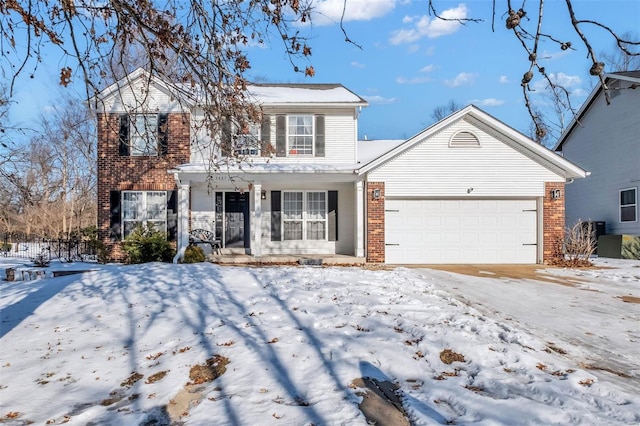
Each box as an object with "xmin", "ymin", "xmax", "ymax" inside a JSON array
[{"xmin": 7, "ymin": 0, "xmax": 640, "ymax": 143}]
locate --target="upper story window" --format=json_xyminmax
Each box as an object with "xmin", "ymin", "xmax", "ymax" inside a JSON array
[
  {"xmin": 119, "ymin": 113, "xmax": 168, "ymax": 157},
  {"xmin": 234, "ymin": 122, "xmax": 261, "ymax": 156},
  {"xmin": 620, "ymin": 188, "xmax": 637, "ymax": 222},
  {"xmin": 275, "ymin": 114, "xmax": 325, "ymax": 158},
  {"xmin": 131, "ymin": 114, "xmax": 159, "ymax": 156},
  {"xmin": 288, "ymin": 115, "xmax": 314, "ymax": 155}
]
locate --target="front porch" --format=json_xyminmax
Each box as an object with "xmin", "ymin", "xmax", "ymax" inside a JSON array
[{"xmin": 172, "ymin": 165, "xmax": 367, "ymax": 262}]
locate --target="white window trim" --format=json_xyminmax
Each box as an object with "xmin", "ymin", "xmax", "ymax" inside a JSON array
[
  {"xmin": 620, "ymin": 187, "xmax": 637, "ymax": 223},
  {"xmin": 130, "ymin": 114, "xmax": 159, "ymax": 157},
  {"xmin": 287, "ymin": 115, "xmax": 315, "ymax": 156},
  {"xmin": 282, "ymin": 190, "xmax": 327, "ymax": 241},
  {"xmin": 122, "ymin": 191, "xmax": 168, "ymax": 238}
]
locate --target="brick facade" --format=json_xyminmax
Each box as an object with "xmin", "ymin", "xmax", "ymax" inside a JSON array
[
  {"xmin": 366, "ymin": 182, "xmax": 385, "ymax": 263},
  {"xmin": 97, "ymin": 113, "xmax": 190, "ymax": 260},
  {"xmin": 543, "ymin": 181, "xmax": 566, "ymax": 263}
]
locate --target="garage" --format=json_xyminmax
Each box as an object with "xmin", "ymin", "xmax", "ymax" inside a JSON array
[{"xmin": 384, "ymin": 199, "xmax": 538, "ymax": 264}]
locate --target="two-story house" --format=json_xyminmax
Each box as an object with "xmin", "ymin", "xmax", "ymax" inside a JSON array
[
  {"xmin": 554, "ymin": 71, "xmax": 640, "ymax": 237},
  {"xmin": 96, "ymin": 69, "xmax": 587, "ymax": 264}
]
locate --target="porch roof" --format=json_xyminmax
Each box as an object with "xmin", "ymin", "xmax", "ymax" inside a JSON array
[{"xmin": 171, "ymin": 162, "xmax": 360, "ymax": 174}]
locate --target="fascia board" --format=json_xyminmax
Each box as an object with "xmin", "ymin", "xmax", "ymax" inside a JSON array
[{"xmin": 467, "ymin": 108, "xmax": 588, "ymax": 179}]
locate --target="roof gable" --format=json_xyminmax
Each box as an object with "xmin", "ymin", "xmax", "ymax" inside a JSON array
[
  {"xmin": 554, "ymin": 71, "xmax": 640, "ymax": 151},
  {"xmin": 358, "ymin": 105, "xmax": 587, "ymax": 179},
  {"xmin": 93, "ymin": 68, "xmax": 195, "ymax": 113}
]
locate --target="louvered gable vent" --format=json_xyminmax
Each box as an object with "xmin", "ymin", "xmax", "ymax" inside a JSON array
[{"xmin": 450, "ymin": 131, "xmax": 480, "ymax": 148}]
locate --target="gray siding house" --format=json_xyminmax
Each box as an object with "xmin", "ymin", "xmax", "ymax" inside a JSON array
[{"xmin": 554, "ymin": 71, "xmax": 640, "ymax": 235}]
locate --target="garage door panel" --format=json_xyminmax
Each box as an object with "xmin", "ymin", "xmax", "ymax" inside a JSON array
[{"xmin": 385, "ymin": 199, "xmax": 537, "ymax": 264}]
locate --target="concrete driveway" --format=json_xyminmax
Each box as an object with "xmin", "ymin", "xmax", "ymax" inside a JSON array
[{"xmin": 414, "ymin": 263, "xmax": 640, "ymax": 394}]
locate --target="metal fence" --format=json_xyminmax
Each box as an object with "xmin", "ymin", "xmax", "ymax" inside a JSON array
[{"xmin": 0, "ymin": 233, "xmax": 98, "ymax": 262}]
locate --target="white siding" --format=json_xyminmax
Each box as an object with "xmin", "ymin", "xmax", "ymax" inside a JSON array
[
  {"xmin": 261, "ymin": 108, "xmax": 357, "ymax": 164},
  {"xmin": 561, "ymin": 85, "xmax": 640, "ymax": 234},
  {"xmin": 369, "ymin": 118, "xmax": 563, "ymax": 197},
  {"xmin": 189, "ymin": 108, "xmax": 218, "ymax": 164},
  {"xmin": 190, "ymin": 186, "xmax": 216, "ymax": 231},
  {"xmin": 259, "ymin": 182, "xmax": 355, "ymax": 255},
  {"xmin": 99, "ymin": 78, "xmax": 185, "ymax": 113}
]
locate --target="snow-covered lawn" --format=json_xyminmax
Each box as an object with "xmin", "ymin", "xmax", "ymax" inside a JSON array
[{"xmin": 1, "ymin": 258, "xmax": 638, "ymax": 425}]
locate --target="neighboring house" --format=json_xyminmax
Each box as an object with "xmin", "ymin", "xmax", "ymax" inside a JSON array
[
  {"xmin": 554, "ymin": 71, "xmax": 640, "ymax": 235},
  {"xmin": 96, "ymin": 69, "xmax": 586, "ymax": 264}
]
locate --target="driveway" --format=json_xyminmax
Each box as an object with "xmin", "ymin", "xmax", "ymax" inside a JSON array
[{"xmin": 414, "ymin": 262, "xmax": 640, "ymax": 394}]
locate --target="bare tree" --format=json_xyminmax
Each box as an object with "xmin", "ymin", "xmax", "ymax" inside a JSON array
[
  {"xmin": 0, "ymin": 92, "xmax": 96, "ymax": 236},
  {"xmin": 431, "ymin": 99, "xmax": 464, "ymax": 123},
  {"xmin": 427, "ymin": 0, "xmax": 639, "ymax": 140},
  {"xmin": 1, "ymin": 1, "xmax": 638, "ymax": 154},
  {"xmin": 600, "ymin": 32, "xmax": 640, "ymax": 72},
  {"xmin": 1, "ymin": 0, "xmax": 317, "ymax": 171}
]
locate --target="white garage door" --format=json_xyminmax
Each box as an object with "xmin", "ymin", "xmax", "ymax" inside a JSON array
[{"xmin": 385, "ymin": 199, "xmax": 537, "ymax": 264}]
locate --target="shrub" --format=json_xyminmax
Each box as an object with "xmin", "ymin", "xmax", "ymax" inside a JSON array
[
  {"xmin": 549, "ymin": 220, "xmax": 595, "ymax": 267},
  {"xmin": 0, "ymin": 242, "xmax": 12, "ymax": 252},
  {"xmin": 182, "ymin": 245, "xmax": 206, "ymax": 263},
  {"xmin": 122, "ymin": 224, "xmax": 175, "ymax": 264},
  {"xmin": 31, "ymin": 252, "xmax": 51, "ymax": 267}
]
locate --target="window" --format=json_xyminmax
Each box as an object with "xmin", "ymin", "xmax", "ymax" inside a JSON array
[
  {"xmin": 234, "ymin": 122, "xmax": 261, "ymax": 156},
  {"xmin": 282, "ymin": 191, "xmax": 327, "ymax": 240},
  {"xmin": 288, "ymin": 115, "xmax": 314, "ymax": 155},
  {"xmin": 130, "ymin": 114, "xmax": 159, "ymax": 156},
  {"xmin": 122, "ymin": 191, "xmax": 167, "ymax": 237},
  {"xmin": 620, "ymin": 188, "xmax": 637, "ymax": 222}
]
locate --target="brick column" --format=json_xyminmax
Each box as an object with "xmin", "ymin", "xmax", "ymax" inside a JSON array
[
  {"xmin": 543, "ymin": 182, "xmax": 565, "ymax": 263},
  {"xmin": 366, "ymin": 182, "xmax": 385, "ymax": 263}
]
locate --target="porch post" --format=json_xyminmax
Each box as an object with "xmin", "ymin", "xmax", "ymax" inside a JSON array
[
  {"xmin": 355, "ymin": 180, "xmax": 365, "ymax": 257},
  {"xmin": 253, "ymin": 182, "xmax": 262, "ymax": 257},
  {"xmin": 173, "ymin": 181, "xmax": 191, "ymax": 263}
]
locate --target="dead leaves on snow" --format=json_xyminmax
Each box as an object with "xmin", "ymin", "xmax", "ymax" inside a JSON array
[
  {"xmin": 188, "ymin": 355, "xmax": 229, "ymax": 385},
  {"xmin": 439, "ymin": 349, "xmax": 465, "ymax": 365}
]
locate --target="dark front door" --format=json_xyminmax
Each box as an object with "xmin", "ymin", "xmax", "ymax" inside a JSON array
[{"xmin": 225, "ymin": 192, "xmax": 249, "ymax": 248}]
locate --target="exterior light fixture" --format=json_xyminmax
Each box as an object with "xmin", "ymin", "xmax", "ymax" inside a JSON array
[
  {"xmin": 550, "ymin": 189, "xmax": 561, "ymax": 200},
  {"xmin": 372, "ymin": 189, "xmax": 381, "ymax": 200},
  {"xmin": 261, "ymin": 190, "xmax": 267, "ymax": 200}
]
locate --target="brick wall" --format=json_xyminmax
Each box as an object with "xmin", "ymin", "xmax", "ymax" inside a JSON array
[
  {"xmin": 366, "ymin": 182, "xmax": 385, "ymax": 263},
  {"xmin": 543, "ymin": 181, "xmax": 566, "ymax": 263},
  {"xmin": 97, "ymin": 113, "xmax": 190, "ymax": 260}
]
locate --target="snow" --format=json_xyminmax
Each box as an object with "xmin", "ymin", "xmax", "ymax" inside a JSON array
[
  {"xmin": 247, "ymin": 84, "xmax": 366, "ymax": 105},
  {"xmin": 1, "ymin": 258, "xmax": 639, "ymax": 425}
]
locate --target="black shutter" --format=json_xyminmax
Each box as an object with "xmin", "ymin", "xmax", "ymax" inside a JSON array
[
  {"xmin": 276, "ymin": 115, "xmax": 286, "ymax": 157},
  {"xmin": 109, "ymin": 191, "xmax": 122, "ymax": 240},
  {"xmin": 315, "ymin": 114, "xmax": 325, "ymax": 157},
  {"xmin": 271, "ymin": 191, "xmax": 282, "ymax": 241},
  {"xmin": 222, "ymin": 116, "xmax": 232, "ymax": 156},
  {"xmin": 328, "ymin": 190, "xmax": 338, "ymax": 241},
  {"xmin": 166, "ymin": 190, "xmax": 177, "ymax": 241},
  {"xmin": 119, "ymin": 114, "xmax": 129, "ymax": 156},
  {"xmin": 261, "ymin": 114, "xmax": 271, "ymax": 157},
  {"xmin": 158, "ymin": 113, "xmax": 168, "ymax": 155}
]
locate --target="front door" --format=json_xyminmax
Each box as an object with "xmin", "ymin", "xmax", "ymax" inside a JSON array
[{"xmin": 224, "ymin": 192, "xmax": 249, "ymax": 248}]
